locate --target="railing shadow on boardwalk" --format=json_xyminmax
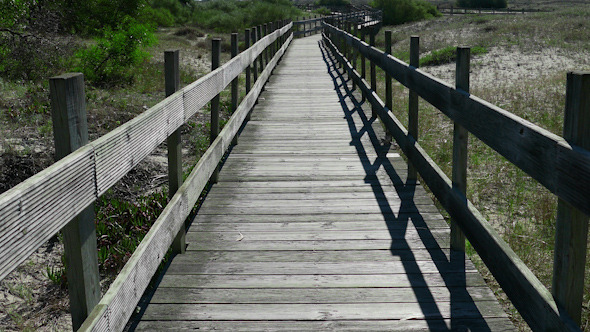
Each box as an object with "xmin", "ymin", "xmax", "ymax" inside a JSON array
[{"xmin": 318, "ymin": 39, "xmax": 490, "ymax": 332}]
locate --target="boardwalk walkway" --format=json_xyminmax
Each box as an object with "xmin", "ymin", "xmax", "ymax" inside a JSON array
[{"xmin": 134, "ymin": 35, "xmax": 514, "ymax": 331}]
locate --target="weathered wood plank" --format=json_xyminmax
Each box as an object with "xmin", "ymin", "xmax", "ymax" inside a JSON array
[
  {"xmin": 135, "ymin": 318, "xmax": 516, "ymax": 331},
  {"xmin": 158, "ymin": 272, "xmax": 487, "ymax": 289},
  {"xmin": 141, "ymin": 301, "xmax": 507, "ymax": 321},
  {"xmin": 168, "ymin": 249, "xmax": 452, "ymax": 263},
  {"xmin": 149, "ymin": 286, "xmax": 496, "ymax": 304}
]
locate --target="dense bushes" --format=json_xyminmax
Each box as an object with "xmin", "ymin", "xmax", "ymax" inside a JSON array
[
  {"xmin": 457, "ymin": 0, "xmax": 507, "ymax": 9},
  {"xmin": 315, "ymin": 0, "xmax": 350, "ymax": 6},
  {"xmin": 74, "ymin": 18, "xmax": 155, "ymax": 87},
  {"xmin": 192, "ymin": 0, "xmax": 301, "ymax": 32},
  {"xmin": 0, "ymin": 0, "xmax": 67, "ymax": 80},
  {"xmin": 371, "ymin": 0, "xmax": 440, "ymax": 25}
]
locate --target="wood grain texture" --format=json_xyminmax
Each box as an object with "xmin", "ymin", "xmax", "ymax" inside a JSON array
[{"xmin": 135, "ymin": 34, "xmax": 513, "ymax": 331}]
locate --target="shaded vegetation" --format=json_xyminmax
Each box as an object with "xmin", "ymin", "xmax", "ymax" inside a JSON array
[
  {"xmin": 370, "ymin": 0, "xmax": 440, "ymax": 25},
  {"xmin": 457, "ymin": 0, "xmax": 507, "ymax": 9},
  {"xmin": 420, "ymin": 45, "xmax": 487, "ymax": 66},
  {"xmin": 192, "ymin": 0, "xmax": 302, "ymax": 32}
]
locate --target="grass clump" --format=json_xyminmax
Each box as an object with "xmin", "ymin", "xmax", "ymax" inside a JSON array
[
  {"xmin": 420, "ymin": 45, "xmax": 487, "ymax": 66},
  {"xmin": 95, "ymin": 191, "xmax": 167, "ymax": 273}
]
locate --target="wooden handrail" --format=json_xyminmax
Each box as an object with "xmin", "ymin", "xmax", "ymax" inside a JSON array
[
  {"xmin": 0, "ymin": 20, "xmax": 293, "ymax": 331},
  {"xmin": 323, "ymin": 22, "xmax": 585, "ymax": 331}
]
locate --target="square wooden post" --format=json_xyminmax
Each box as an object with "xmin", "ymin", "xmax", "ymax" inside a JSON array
[
  {"xmin": 211, "ymin": 39, "xmax": 221, "ymax": 183},
  {"xmin": 49, "ymin": 73, "xmax": 100, "ymax": 330},
  {"xmin": 451, "ymin": 47, "xmax": 470, "ymax": 252},
  {"xmin": 231, "ymin": 33, "xmax": 239, "ymax": 146},
  {"xmin": 552, "ymin": 72, "xmax": 590, "ymax": 324},
  {"xmin": 408, "ymin": 36, "xmax": 420, "ymax": 182},
  {"xmin": 165, "ymin": 50, "xmax": 186, "ymax": 255}
]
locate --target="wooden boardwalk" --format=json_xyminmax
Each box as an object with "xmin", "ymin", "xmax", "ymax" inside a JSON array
[{"xmin": 134, "ymin": 35, "xmax": 515, "ymax": 331}]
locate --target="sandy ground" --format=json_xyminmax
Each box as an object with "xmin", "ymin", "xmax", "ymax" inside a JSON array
[{"xmin": 423, "ymin": 45, "xmax": 590, "ymax": 90}]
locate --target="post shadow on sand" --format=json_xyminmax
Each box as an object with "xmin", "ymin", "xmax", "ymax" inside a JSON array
[{"xmin": 318, "ymin": 39, "xmax": 489, "ymax": 332}]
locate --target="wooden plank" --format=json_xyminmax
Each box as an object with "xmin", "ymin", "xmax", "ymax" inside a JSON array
[
  {"xmin": 0, "ymin": 145, "xmax": 95, "ymax": 281},
  {"xmin": 168, "ymin": 249, "xmax": 453, "ymax": 263},
  {"xmin": 186, "ymin": 238, "xmax": 448, "ymax": 251},
  {"xmin": 191, "ymin": 212, "xmax": 444, "ymax": 223},
  {"xmin": 189, "ymin": 219, "xmax": 449, "ymax": 233},
  {"xmin": 158, "ymin": 272, "xmax": 487, "ymax": 289},
  {"xmin": 140, "ymin": 301, "xmax": 507, "ymax": 321},
  {"xmin": 149, "ymin": 286, "xmax": 496, "ymax": 304},
  {"xmin": 136, "ymin": 318, "xmax": 516, "ymax": 331},
  {"xmin": 165, "ymin": 260, "xmax": 476, "ymax": 275},
  {"xmin": 186, "ymin": 227, "xmax": 449, "ymax": 242}
]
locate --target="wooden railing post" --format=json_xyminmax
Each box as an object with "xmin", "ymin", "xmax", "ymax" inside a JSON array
[
  {"xmin": 408, "ymin": 36, "xmax": 420, "ymax": 182},
  {"xmin": 49, "ymin": 73, "xmax": 100, "ymax": 330},
  {"xmin": 352, "ymin": 23, "xmax": 358, "ymax": 86},
  {"xmin": 552, "ymin": 72, "xmax": 590, "ymax": 324},
  {"xmin": 370, "ymin": 32, "xmax": 377, "ymax": 117},
  {"xmin": 361, "ymin": 29, "xmax": 366, "ymax": 79},
  {"xmin": 231, "ymin": 33, "xmax": 239, "ymax": 146},
  {"xmin": 211, "ymin": 38, "xmax": 221, "ymax": 183},
  {"xmin": 451, "ymin": 47, "xmax": 470, "ymax": 252},
  {"xmin": 245, "ymin": 29, "xmax": 251, "ymax": 94},
  {"xmin": 263, "ymin": 24, "xmax": 269, "ymax": 66},
  {"xmin": 385, "ymin": 30, "xmax": 392, "ymax": 111},
  {"xmin": 251, "ymin": 28, "xmax": 258, "ymax": 82},
  {"xmin": 257, "ymin": 25, "xmax": 263, "ymax": 72},
  {"xmin": 166, "ymin": 50, "xmax": 186, "ymax": 255}
]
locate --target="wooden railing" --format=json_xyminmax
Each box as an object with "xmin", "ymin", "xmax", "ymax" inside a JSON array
[
  {"xmin": 293, "ymin": 10, "xmax": 382, "ymax": 37},
  {"xmin": 0, "ymin": 20, "xmax": 293, "ymax": 331},
  {"xmin": 323, "ymin": 22, "xmax": 588, "ymax": 331}
]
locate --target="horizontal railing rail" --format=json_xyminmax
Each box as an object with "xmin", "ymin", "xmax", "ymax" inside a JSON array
[
  {"xmin": 323, "ymin": 22, "xmax": 587, "ymax": 331},
  {"xmin": 0, "ymin": 20, "xmax": 293, "ymax": 331}
]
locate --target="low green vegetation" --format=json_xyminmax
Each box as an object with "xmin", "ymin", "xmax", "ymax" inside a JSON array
[
  {"xmin": 192, "ymin": 0, "xmax": 301, "ymax": 32},
  {"xmin": 370, "ymin": 0, "xmax": 440, "ymax": 25},
  {"xmin": 419, "ymin": 45, "xmax": 487, "ymax": 66}
]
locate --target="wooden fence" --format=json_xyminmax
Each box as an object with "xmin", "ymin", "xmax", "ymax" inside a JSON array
[
  {"xmin": 437, "ymin": 6, "xmax": 546, "ymax": 15},
  {"xmin": 0, "ymin": 19, "xmax": 293, "ymax": 331},
  {"xmin": 293, "ymin": 10, "xmax": 381, "ymax": 38},
  {"xmin": 323, "ymin": 22, "xmax": 588, "ymax": 331}
]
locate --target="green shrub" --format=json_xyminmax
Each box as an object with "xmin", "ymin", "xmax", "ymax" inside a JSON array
[
  {"xmin": 420, "ymin": 45, "xmax": 487, "ymax": 66},
  {"xmin": 140, "ymin": 6, "xmax": 176, "ymax": 27},
  {"xmin": 315, "ymin": 0, "xmax": 350, "ymax": 6},
  {"xmin": 63, "ymin": 0, "xmax": 148, "ymax": 34},
  {"xmin": 371, "ymin": 0, "xmax": 440, "ymax": 25},
  {"xmin": 0, "ymin": 0, "xmax": 67, "ymax": 81},
  {"xmin": 314, "ymin": 7, "xmax": 333, "ymax": 15},
  {"xmin": 74, "ymin": 18, "xmax": 155, "ymax": 87}
]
